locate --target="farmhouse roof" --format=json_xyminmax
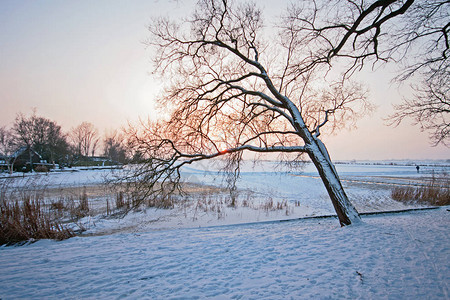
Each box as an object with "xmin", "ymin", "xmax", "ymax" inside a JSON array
[{"xmin": 12, "ymin": 146, "xmax": 43, "ymax": 160}]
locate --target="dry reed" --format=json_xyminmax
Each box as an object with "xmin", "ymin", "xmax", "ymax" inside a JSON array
[{"xmin": 0, "ymin": 191, "xmax": 75, "ymax": 245}]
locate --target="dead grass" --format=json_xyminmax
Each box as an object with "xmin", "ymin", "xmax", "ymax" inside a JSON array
[
  {"xmin": 391, "ymin": 174, "xmax": 450, "ymax": 206},
  {"xmin": 1, "ymin": 177, "xmax": 293, "ymax": 243},
  {"xmin": 392, "ymin": 185, "xmax": 449, "ymax": 206},
  {"xmin": 78, "ymin": 188, "xmax": 90, "ymax": 215},
  {"xmin": 0, "ymin": 190, "xmax": 75, "ymax": 245},
  {"xmin": 115, "ymin": 191, "xmax": 127, "ymax": 209},
  {"xmin": 186, "ymin": 189, "xmax": 292, "ymax": 220},
  {"xmin": 0, "ymin": 179, "xmax": 98, "ymax": 245}
]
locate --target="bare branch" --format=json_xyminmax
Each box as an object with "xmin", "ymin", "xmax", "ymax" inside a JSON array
[
  {"xmin": 389, "ymin": 76, "xmax": 449, "ymax": 146},
  {"xmin": 123, "ymin": 0, "xmax": 445, "ymax": 225}
]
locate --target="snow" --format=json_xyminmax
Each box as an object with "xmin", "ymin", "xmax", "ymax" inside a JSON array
[
  {"xmin": 0, "ymin": 207, "xmax": 448, "ymax": 299},
  {"xmin": 0, "ymin": 161, "xmax": 449, "ymax": 298},
  {"xmin": 0, "ymin": 167, "xmax": 117, "ymax": 188},
  {"xmin": 1, "ymin": 160, "xmax": 447, "ymax": 233},
  {"xmin": 60, "ymin": 160, "xmax": 442, "ymax": 234}
]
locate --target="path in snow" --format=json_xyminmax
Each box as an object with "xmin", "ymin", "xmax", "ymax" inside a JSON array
[{"xmin": 0, "ymin": 208, "xmax": 448, "ymax": 299}]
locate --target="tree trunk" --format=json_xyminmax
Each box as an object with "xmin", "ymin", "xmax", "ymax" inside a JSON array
[
  {"xmin": 289, "ymin": 104, "xmax": 360, "ymax": 226},
  {"xmin": 28, "ymin": 146, "xmax": 34, "ymax": 173},
  {"xmin": 307, "ymin": 137, "xmax": 360, "ymax": 226}
]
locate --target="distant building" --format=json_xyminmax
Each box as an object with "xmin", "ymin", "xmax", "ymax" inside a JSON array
[
  {"xmin": 0, "ymin": 154, "xmax": 9, "ymax": 171},
  {"xmin": 1, "ymin": 146, "xmax": 53, "ymax": 172},
  {"xmin": 90, "ymin": 156, "xmax": 111, "ymax": 163}
]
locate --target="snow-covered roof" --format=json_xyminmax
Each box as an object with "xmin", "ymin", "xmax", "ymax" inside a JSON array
[{"xmin": 11, "ymin": 146, "xmax": 42, "ymax": 159}]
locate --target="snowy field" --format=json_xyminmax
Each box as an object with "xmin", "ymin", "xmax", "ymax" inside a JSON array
[
  {"xmin": 0, "ymin": 160, "xmax": 449, "ymax": 299},
  {"xmin": 1, "ymin": 160, "xmax": 448, "ymax": 232},
  {"xmin": 0, "ymin": 208, "xmax": 448, "ymax": 299}
]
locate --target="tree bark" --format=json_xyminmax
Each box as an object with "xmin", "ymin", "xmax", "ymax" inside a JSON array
[
  {"xmin": 287, "ymin": 103, "xmax": 360, "ymax": 226},
  {"xmin": 306, "ymin": 138, "xmax": 360, "ymax": 226}
]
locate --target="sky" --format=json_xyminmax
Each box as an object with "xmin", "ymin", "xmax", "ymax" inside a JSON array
[{"xmin": 0, "ymin": 0, "xmax": 448, "ymax": 161}]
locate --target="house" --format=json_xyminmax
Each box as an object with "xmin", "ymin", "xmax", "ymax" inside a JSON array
[
  {"xmin": 0, "ymin": 154, "xmax": 8, "ymax": 171},
  {"xmin": 4, "ymin": 146, "xmax": 53, "ymax": 172},
  {"xmin": 90, "ymin": 156, "xmax": 114, "ymax": 166}
]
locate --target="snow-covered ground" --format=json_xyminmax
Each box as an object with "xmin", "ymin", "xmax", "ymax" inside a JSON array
[
  {"xmin": 0, "ymin": 207, "xmax": 448, "ymax": 299},
  {"xmin": 0, "ymin": 166, "xmax": 118, "ymax": 188},
  {"xmin": 1, "ymin": 161, "xmax": 448, "ymax": 299},
  {"xmin": 1, "ymin": 160, "xmax": 448, "ymax": 234}
]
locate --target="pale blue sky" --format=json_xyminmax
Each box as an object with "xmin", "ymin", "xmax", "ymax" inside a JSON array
[{"xmin": 0, "ymin": 0, "xmax": 448, "ymax": 160}]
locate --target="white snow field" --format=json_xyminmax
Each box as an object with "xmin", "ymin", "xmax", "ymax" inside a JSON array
[
  {"xmin": 0, "ymin": 161, "xmax": 449, "ymax": 299},
  {"xmin": 3, "ymin": 160, "xmax": 447, "ymax": 234},
  {"xmin": 0, "ymin": 207, "xmax": 448, "ymax": 299}
]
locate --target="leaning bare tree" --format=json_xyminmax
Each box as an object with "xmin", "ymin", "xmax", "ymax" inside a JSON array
[{"xmin": 125, "ymin": 0, "xmax": 441, "ymax": 226}]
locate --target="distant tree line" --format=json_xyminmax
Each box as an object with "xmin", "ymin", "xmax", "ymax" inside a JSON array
[{"xmin": 0, "ymin": 110, "xmax": 131, "ymax": 172}]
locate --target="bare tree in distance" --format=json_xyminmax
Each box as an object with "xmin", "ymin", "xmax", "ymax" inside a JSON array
[
  {"xmin": 103, "ymin": 130, "xmax": 128, "ymax": 164},
  {"xmin": 0, "ymin": 126, "xmax": 16, "ymax": 174},
  {"xmin": 33, "ymin": 118, "xmax": 68, "ymax": 166},
  {"xmin": 70, "ymin": 122, "xmax": 99, "ymax": 157},
  {"xmin": 124, "ymin": 0, "xmax": 445, "ymax": 226},
  {"xmin": 13, "ymin": 111, "xmax": 69, "ymax": 169},
  {"xmin": 13, "ymin": 111, "xmax": 43, "ymax": 171},
  {"xmin": 91, "ymin": 138, "xmax": 99, "ymax": 157}
]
